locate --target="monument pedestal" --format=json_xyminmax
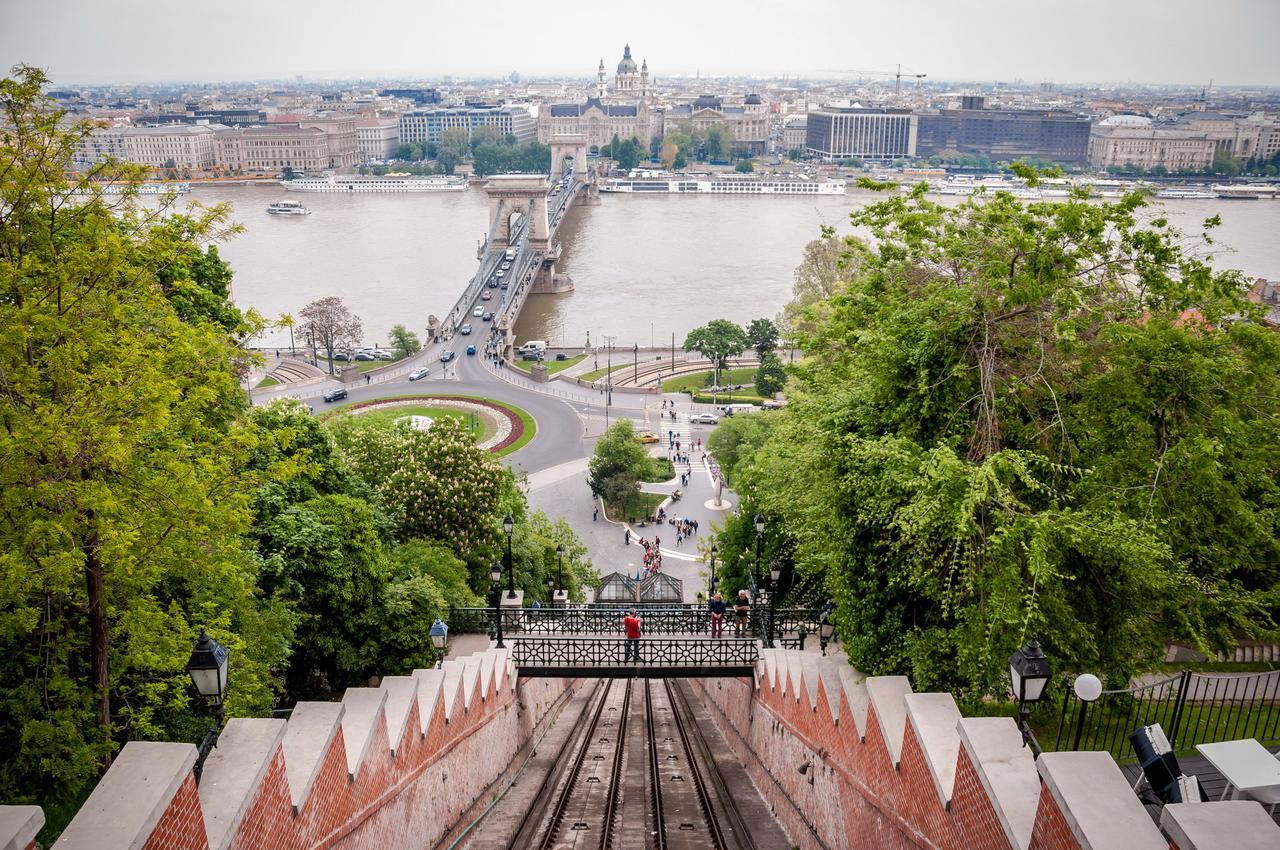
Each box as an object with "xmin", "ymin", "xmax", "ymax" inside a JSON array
[
  {"xmin": 499, "ymin": 589, "xmax": 524, "ymax": 634},
  {"xmin": 552, "ymin": 590, "xmax": 569, "ymax": 608}
]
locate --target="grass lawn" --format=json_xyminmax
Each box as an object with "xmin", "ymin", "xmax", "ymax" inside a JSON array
[
  {"xmin": 493, "ymin": 402, "xmax": 536, "ymax": 458},
  {"xmin": 353, "ymin": 405, "xmax": 487, "ymax": 441},
  {"xmin": 256, "ymin": 375, "xmax": 280, "ymax": 388},
  {"xmin": 690, "ymin": 390, "xmax": 768, "ymax": 405},
  {"xmin": 662, "ymin": 366, "xmax": 758, "ymax": 394},
  {"xmin": 604, "ymin": 491, "xmax": 666, "ymax": 523},
  {"xmin": 643, "ymin": 457, "xmax": 675, "ymax": 482},
  {"xmin": 512, "ymin": 353, "xmax": 586, "ymax": 374},
  {"xmin": 579, "ymin": 363, "xmax": 629, "ymax": 382},
  {"xmin": 321, "ymin": 354, "xmax": 407, "ymax": 373}
]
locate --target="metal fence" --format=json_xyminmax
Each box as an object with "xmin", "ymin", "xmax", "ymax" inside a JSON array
[
  {"xmin": 448, "ymin": 606, "xmax": 823, "ymax": 640},
  {"xmin": 1054, "ymin": 669, "xmax": 1280, "ymax": 759},
  {"xmin": 511, "ymin": 636, "xmax": 759, "ymax": 668}
]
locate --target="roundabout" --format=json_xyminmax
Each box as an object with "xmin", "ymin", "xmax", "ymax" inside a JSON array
[{"xmin": 329, "ymin": 394, "xmax": 536, "ymax": 456}]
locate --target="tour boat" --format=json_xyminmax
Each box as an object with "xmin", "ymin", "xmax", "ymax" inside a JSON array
[
  {"xmin": 281, "ymin": 175, "xmax": 468, "ymax": 193},
  {"xmin": 598, "ymin": 174, "xmax": 846, "ymax": 195},
  {"xmin": 266, "ymin": 200, "xmax": 311, "ymax": 215},
  {"xmin": 1155, "ymin": 188, "xmax": 1218, "ymax": 199}
]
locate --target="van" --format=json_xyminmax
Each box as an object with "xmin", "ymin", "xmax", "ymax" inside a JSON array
[
  {"xmin": 504, "ymin": 248, "xmax": 517, "ymax": 261},
  {"xmin": 722, "ymin": 403, "xmax": 758, "ymax": 416},
  {"xmin": 517, "ymin": 340, "xmax": 547, "ymax": 355}
]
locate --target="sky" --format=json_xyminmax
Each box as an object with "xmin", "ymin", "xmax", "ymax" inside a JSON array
[{"xmin": 1, "ymin": 0, "xmax": 1278, "ymax": 87}]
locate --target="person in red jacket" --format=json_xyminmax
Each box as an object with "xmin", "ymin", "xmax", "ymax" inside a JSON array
[{"xmin": 623, "ymin": 610, "xmax": 642, "ymax": 662}]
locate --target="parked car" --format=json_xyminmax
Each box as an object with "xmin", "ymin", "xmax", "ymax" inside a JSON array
[
  {"xmin": 466, "ymin": 345, "xmax": 477, "ymax": 355},
  {"xmin": 472, "ymin": 306, "xmax": 483, "ymax": 317},
  {"xmin": 354, "ymin": 352, "xmax": 376, "ymax": 361},
  {"xmin": 408, "ymin": 367, "xmax": 430, "ymax": 381},
  {"xmin": 482, "ymin": 311, "xmax": 493, "ymax": 322},
  {"xmin": 460, "ymin": 323, "xmax": 472, "ymax": 335},
  {"xmin": 690, "ymin": 413, "xmax": 720, "ymax": 425},
  {"xmin": 375, "ymin": 350, "xmax": 394, "ymax": 361},
  {"xmin": 555, "ymin": 352, "xmax": 568, "ymax": 361},
  {"xmin": 322, "ymin": 387, "xmax": 347, "ymax": 403},
  {"xmin": 440, "ymin": 350, "xmax": 456, "ymax": 363},
  {"xmin": 332, "ymin": 351, "xmax": 353, "ymax": 361}
]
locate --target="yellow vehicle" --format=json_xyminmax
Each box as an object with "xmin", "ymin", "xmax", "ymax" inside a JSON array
[{"xmin": 636, "ymin": 431, "xmax": 661, "ymax": 444}]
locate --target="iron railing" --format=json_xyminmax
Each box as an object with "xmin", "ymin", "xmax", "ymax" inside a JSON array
[
  {"xmin": 511, "ymin": 636, "xmax": 760, "ymax": 668},
  {"xmin": 448, "ymin": 606, "xmax": 824, "ymax": 640},
  {"xmin": 1054, "ymin": 669, "xmax": 1280, "ymax": 759}
]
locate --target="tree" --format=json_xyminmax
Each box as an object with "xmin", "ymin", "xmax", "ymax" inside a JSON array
[
  {"xmin": 660, "ymin": 140, "xmax": 679, "ymax": 169},
  {"xmin": 746, "ymin": 317, "xmax": 779, "ymax": 358},
  {"xmin": 724, "ymin": 182, "xmax": 1280, "ymax": 696},
  {"xmin": 754, "ymin": 353, "xmax": 786, "ymax": 398},
  {"xmin": 734, "ymin": 159, "xmax": 754, "ymax": 172},
  {"xmin": 615, "ymin": 137, "xmax": 641, "ymax": 171},
  {"xmin": 0, "ymin": 66, "xmax": 291, "ymax": 810},
  {"xmin": 388, "ymin": 324, "xmax": 420, "ymax": 357},
  {"xmin": 779, "ymin": 226, "xmax": 854, "ymax": 334},
  {"xmin": 1207, "ymin": 148, "xmax": 1242, "ymax": 177},
  {"xmin": 278, "ymin": 312, "xmax": 296, "ymax": 355},
  {"xmin": 299, "ymin": 296, "xmax": 362, "ymax": 373},
  {"xmin": 705, "ymin": 125, "xmax": 727, "ymax": 160},
  {"xmin": 436, "ymin": 128, "xmax": 469, "ymax": 175},
  {"xmin": 588, "ymin": 420, "xmax": 653, "ymax": 519},
  {"xmin": 395, "ymin": 143, "xmax": 413, "ymax": 161},
  {"xmin": 683, "ymin": 319, "xmax": 748, "ymax": 385}
]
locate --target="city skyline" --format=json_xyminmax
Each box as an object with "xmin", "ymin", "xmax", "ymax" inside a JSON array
[{"xmin": 2, "ymin": 0, "xmax": 1279, "ymax": 88}]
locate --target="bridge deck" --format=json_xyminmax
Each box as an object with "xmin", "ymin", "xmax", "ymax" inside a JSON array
[{"xmin": 510, "ymin": 636, "xmax": 759, "ymax": 679}]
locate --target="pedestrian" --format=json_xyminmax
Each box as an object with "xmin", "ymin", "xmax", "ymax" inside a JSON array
[
  {"xmin": 365, "ymin": 374, "xmax": 371, "ymax": 384},
  {"xmin": 709, "ymin": 593, "xmax": 726, "ymax": 638},
  {"xmin": 676, "ymin": 440, "xmax": 681, "ymax": 453},
  {"xmin": 654, "ymin": 535, "xmax": 661, "ymax": 550},
  {"xmin": 593, "ymin": 505, "xmax": 599, "ymax": 521},
  {"xmin": 531, "ymin": 599, "xmax": 541, "ymax": 610},
  {"xmin": 734, "ymin": 590, "xmax": 752, "ymax": 637},
  {"xmin": 623, "ymin": 609, "xmax": 643, "ymax": 662},
  {"xmin": 676, "ymin": 529, "xmax": 683, "ymax": 546},
  {"xmin": 624, "ymin": 528, "xmax": 631, "ymax": 546}
]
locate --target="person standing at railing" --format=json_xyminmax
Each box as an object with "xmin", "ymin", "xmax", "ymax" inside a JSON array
[
  {"xmin": 734, "ymin": 590, "xmax": 751, "ymax": 637},
  {"xmin": 709, "ymin": 593, "xmax": 726, "ymax": 638},
  {"xmin": 623, "ymin": 609, "xmax": 642, "ymax": 662}
]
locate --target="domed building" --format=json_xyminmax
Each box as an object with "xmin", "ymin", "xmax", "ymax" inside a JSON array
[{"xmin": 539, "ymin": 45, "xmax": 660, "ymax": 149}]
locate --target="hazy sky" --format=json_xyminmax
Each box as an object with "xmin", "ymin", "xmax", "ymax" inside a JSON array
[{"xmin": 2, "ymin": 0, "xmax": 1278, "ymax": 87}]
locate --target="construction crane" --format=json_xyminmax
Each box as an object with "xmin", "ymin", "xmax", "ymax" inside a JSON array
[{"xmin": 819, "ymin": 64, "xmax": 927, "ymax": 95}]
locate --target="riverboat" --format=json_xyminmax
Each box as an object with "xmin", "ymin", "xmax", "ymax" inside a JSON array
[
  {"xmin": 73, "ymin": 182, "xmax": 191, "ymax": 195},
  {"xmin": 281, "ymin": 175, "xmax": 468, "ymax": 193},
  {"xmin": 598, "ymin": 174, "xmax": 846, "ymax": 195},
  {"xmin": 266, "ymin": 200, "xmax": 311, "ymax": 215},
  {"xmin": 1156, "ymin": 188, "xmax": 1219, "ymax": 199}
]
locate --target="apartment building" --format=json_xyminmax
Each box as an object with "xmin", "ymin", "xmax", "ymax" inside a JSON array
[
  {"xmin": 399, "ymin": 105, "xmax": 536, "ymax": 146},
  {"xmin": 356, "ymin": 118, "xmax": 400, "ymax": 161},
  {"xmin": 806, "ymin": 105, "xmax": 917, "ymax": 160},
  {"xmin": 915, "ymin": 96, "xmax": 1091, "ymax": 166},
  {"xmin": 74, "ymin": 124, "xmax": 219, "ymax": 172}
]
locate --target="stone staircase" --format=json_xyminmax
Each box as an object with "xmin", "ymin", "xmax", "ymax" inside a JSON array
[{"xmin": 268, "ymin": 356, "xmax": 327, "ymax": 385}]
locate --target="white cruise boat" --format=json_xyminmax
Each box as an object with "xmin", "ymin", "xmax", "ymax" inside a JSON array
[
  {"xmin": 1155, "ymin": 187, "xmax": 1218, "ymax": 200},
  {"xmin": 266, "ymin": 200, "xmax": 311, "ymax": 215},
  {"xmin": 282, "ymin": 175, "xmax": 468, "ymax": 193},
  {"xmin": 599, "ymin": 174, "xmax": 846, "ymax": 195}
]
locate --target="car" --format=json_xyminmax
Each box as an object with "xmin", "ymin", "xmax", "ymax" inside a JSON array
[
  {"xmin": 481, "ymin": 290, "xmax": 492, "ymax": 301},
  {"xmin": 555, "ymin": 352, "xmax": 568, "ymax": 361},
  {"xmin": 322, "ymin": 387, "xmax": 347, "ymax": 403},
  {"xmin": 690, "ymin": 413, "xmax": 720, "ymax": 425},
  {"xmin": 408, "ymin": 367, "xmax": 430, "ymax": 381},
  {"xmin": 332, "ymin": 351, "xmax": 353, "ymax": 361},
  {"xmin": 460, "ymin": 323, "xmax": 472, "ymax": 335},
  {"xmin": 500, "ymin": 282, "xmax": 510, "ymax": 290},
  {"xmin": 353, "ymin": 352, "xmax": 376, "ymax": 361},
  {"xmin": 495, "ymin": 270, "xmax": 505, "ymax": 279},
  {"xmin": 487, "ymin": 280, "xmax": 498, "ymax": 288},
  {"xmin": 501, "ymin": 262, "xmax": 511, "ymax": 271},
  {"xmin": 636, "ymin": 431, "xmax": 660, "ymax": 444},
  {"xmin": 466, "ymin": 344, "xmax": 476, "ymax": 355},
  {"xmin": 520, "ymin": 350, "xmax": 543, "ymax": 361},
  {"xmin": 472, "ymin": 306, "xmax": 483, "ymax": 317},
  {"xmin": 440, "ymin": 350, "xmax": 456, "ymax": 363},
  {"xmin": 482, "ymin": 311, "xmax": 493, "ymax": 322}
]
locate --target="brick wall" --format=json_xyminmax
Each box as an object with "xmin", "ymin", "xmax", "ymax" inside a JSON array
[{"xmin": 36, "ymin": 647, "xmax": 575, "ymax": 850}]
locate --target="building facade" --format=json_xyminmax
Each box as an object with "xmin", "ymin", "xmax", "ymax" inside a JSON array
[
  {"xmin": 1087, "ymin": 116, "xmax": 1217, "ymax": 171},
  {"xmin": 399, "ymin": 105, "xmax": 536, "ymax": 146},
  {"xmin": 74, "ymin": 124, "xmax": 220, "ymax": 172},
  {"xmin": 662, "ymin": 94, "xmax": 770, "ymax": 155},
  {"xmin": 806, "ymin": 106, "xmax": 917, "ymax": 160},
  {"xmin": 915, "ymin": 97, "xmax": 1091, "ymax": 165},
  {"xmin": 299, "ymin": 116, "xmax": 359, "ymax": 169},
  {"xmin": 238, "ymin": 124, "xmax": 330, "ymax": 173},
  {"xmin": 539, "ymin": 99, "xmax": 657, "ymax": 148},
  {"xmin": 356, "ymin": 118, "xmax": 400, "ymax": 161}
]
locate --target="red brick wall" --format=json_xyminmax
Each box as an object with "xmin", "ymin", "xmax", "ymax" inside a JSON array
[
  {"xmin": 690, "ymin": 674, "xmax": 1089, "ymax": 850},
  {"xmin": 142, "ymin": 774, "xmax": 209, "ymax": 850}
]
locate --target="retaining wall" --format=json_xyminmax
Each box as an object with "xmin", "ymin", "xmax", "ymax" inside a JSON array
[
  {"xmin": 5, "ymin": 647, "xmax": 571, "ymax": 850},
  {"xmin": 688, "ymin": 648, "xmax": 1278, "ymax": 850}
]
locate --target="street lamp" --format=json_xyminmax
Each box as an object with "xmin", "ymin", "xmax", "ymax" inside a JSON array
[
  {"xmin": 186, "ymin": 630, "xmax": 229, "ymax": 785},
  {"xmin": 767, "ymin": 559, "xmax": 781, "ymax": 648},
  {"xmin": 490, "ymin": 561, "xmax": 505, "ymax": 648},
  {"xmin": 753, "ymin": 512, "xmax": 765, "ymax": 594},
  {"xmin": 429, "ymin": 618, "xmax": 449, "ymax": 668},
  {"xmin": 503, "ymin": 513, "xmax": 516, "ymax": 600},
  {"xmin": 1009, "ymin": 639, "xmax": 1052, "ymax": 754},
  {"xmin": 555, "ymin": 543, "xmax": 565, "ymax": 600},
  {"xmin": 709, "ymin": 545, "xmax": 718, "ymax": 595}
]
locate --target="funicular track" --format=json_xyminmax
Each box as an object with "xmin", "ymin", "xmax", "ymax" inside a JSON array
[{"xmin": 506, "ymin": 678, "xmax": 762, "ymax": 850}]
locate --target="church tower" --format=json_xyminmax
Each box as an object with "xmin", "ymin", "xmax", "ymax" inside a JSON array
[
  {"xmin": 640, "ymin": 58, "xmax": 649, "ymax": 97},
  {"xmin": 615, "ymin": 44, "xmax": 639, "ymax": 94},
  {"xmin": 596, "ymin": 59, "xmax": 607, "ymax": 98}
]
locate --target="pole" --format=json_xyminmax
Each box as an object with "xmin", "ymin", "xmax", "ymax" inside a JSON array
[
  {"xmin": 633, "ymin": 343, "xmax": 638, "ymax": 382},
  {"xmin": 506, "ymin": 532, "xmax": 515, "ymax": 599},
  {"xmin": 671, "ymin": 332, "xmax": 675, "ymax": 375},
  {"xmin": 768, "ymin": 574, "xmax": 777, "ymax": 648},
  {"xmin": 493, "ymin": 578, "xmax": 504, "ymax": 648}
]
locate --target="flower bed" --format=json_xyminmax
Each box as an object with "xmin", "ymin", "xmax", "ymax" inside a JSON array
[{"xmin": 335, "ymin": 395, "xmax": 529, "ymax": 454}]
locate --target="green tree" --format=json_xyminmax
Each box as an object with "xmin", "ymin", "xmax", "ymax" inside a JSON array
[
  {"xmin": 395, "ymin": 143, "xmax": 413, "ymax": 160},
  {"xmin": 588, "ymin": 420, "xmax": 653, "ymax": 519},
  {"xmin": 729, "ymin": 182, "xmax": 1280, "ymax": 695},
  {"xmin": 299, "ymin": 296, "xmax": 362, "ymax": 372},
  {"xmin": 437, "ymin": 128, "xmax": 470, "ymax": 175},
  {"xmin": 734, "ymin": 159, "xmax": 754, "ymax": 172},
  {"xmin": 746, "ymin": 317, "xmax": 779, "ymax": 358},
  {"xmin": 0, "ymin": 66, "xmax": 291, "ymax": 814},
  {"xmin": 683, "ymin": 319, "xmax": 748, "ymax": 385},
  {"xmin": 779, "ymin": 226, "xmax": 853, "ymax": 334},
  {"xmin": 615, "ymin": 137, "xmax": 641, "ymax": 171},
  {"xmin": 1207, "ymin": 148, "xmax": 1242, "ymax": 177},
  {"xmin": 754, "ymin": 353, "xmax": 786, "ymax": 398},
  {"xmin": 277, "ymin": 312, "xmax": 296, "ymax": 355},
  {"xmin": 388, "ymin": 323, "xmax": 420, "ymax": 357},
  {"xmin": 155, "ymin": 234, "xmax": 249, "ymax": 334}
]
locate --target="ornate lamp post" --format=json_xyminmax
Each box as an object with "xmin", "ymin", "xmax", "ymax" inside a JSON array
[
  {"xmin": 490, "ymin": 561, "xmax": 504, "ymax": 648},
  {"xmin": 768, "ymin": 560, "xmax": 781, "ymax": 648},
  {"xmin": 503, "ymin": 513, "xmax": 516, "ymax": 599},
  {"xmin": 555, "ymin": 543, "xmax": 565, "ymax": 596},
  {"xmin": 429, "ymin": 618, "xmax": 449, "ymax": 668},
  {"xmin": 709, "ymin": 545, "xmax": 718, "ymax": 595},
  {"xmin": 1009, "ymin": 639, "xmax": 1053, "ymax": 755},
  {"xmin": 186, "ymin": 631, "xmax": 229, "ymax": 785}
]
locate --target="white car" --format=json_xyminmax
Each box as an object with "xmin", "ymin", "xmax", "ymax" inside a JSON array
[
  {"xmin": 690, "ymin": 413, "xmax": 720, "ymax": 425},
  {"xmin": 473, "ymin": 306, "xmax": 483, "ymax": 317},
  {"xmin": 408, "ymin": 367, "xmax": 430, "ymax": 381}
]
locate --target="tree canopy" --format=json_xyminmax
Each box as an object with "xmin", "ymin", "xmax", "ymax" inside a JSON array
[
  {"xmin": 684, "ymin": 320, "xmax": 748, "ymax": 384},
  {"xmin": 719, "ymin": 182, "xmax": 1280, "ymax": 696}
]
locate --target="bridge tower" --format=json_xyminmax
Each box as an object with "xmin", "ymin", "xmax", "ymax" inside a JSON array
[
  {"xmin": 549, "ymin": 134, "xmax": 588, "ymax": 183},
  {"xmin": 483, "ymin": 174, "xmax": 551, "ymax": 255}
]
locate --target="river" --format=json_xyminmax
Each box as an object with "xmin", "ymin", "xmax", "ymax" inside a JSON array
[{"xmin": 185, "ymin": 184, "xmax": 1280, "ymax": 349}]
